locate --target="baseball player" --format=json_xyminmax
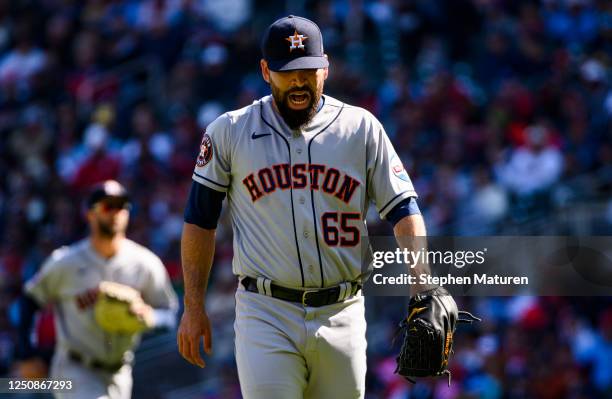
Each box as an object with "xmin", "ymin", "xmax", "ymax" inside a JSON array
[
  {"xmin": 17, "ymin": 180, "xmax": 178, "ymax": 399},
  {"xmin": 178, "ymin": 15, "xmax": 466, "ymax": 398}
]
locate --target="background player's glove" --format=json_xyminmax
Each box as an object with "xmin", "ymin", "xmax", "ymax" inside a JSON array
[
  {"xmin": 94, "ymin": 281, "xmax": 154, "ymax": 335},
  {"xmin": 394, "ymin": 287, "xmax": 480, "ymax": 385}
]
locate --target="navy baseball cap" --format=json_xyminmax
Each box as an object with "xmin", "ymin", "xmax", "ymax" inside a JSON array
[
  {"xmin": 262, "ymin": 15, "xmax": 329, "ymax": 71},
  {"xmin": 86, "ymin": 180, "xmax": 130, "ymax": 209}
]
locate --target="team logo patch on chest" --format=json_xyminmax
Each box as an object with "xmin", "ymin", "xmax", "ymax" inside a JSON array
[{"xmin": 196, "ymin": 133, "xmax": 213, "ymax": 167}]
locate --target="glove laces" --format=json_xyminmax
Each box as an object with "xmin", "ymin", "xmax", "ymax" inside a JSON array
[{"xmin": 457, "ymin": 310, "xmax": 481, "ymax": 324}]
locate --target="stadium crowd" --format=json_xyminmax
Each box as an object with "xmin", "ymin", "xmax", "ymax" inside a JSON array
[{"xmin": 0, "ymin": 0, "xmax": 611, "ymax": 397}]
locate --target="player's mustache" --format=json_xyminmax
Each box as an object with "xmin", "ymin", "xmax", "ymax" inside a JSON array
[{"xmin": 286, "ymin": 86, "xmax": 314, "ymax": 97}]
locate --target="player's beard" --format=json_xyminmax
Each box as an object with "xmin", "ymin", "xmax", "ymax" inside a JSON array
[
  {"xmin": 271, "ymin": 83, "xmax": 322, "ymax": 130},
  {"xmin": 97, "ymin": 219, "xmax": 118, "ymax": 238},
  {"xmin": 96, "ymin": 217, "xmax": 126, "ymax": 239}
]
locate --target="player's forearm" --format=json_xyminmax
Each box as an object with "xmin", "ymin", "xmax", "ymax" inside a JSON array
[
  {"xmin": 393, "ymin": 214, "xmax": 436, "ymax": 295},
  {"xmin": 181, "ymin": 222, "xmax": 216, "ymax": 310}
]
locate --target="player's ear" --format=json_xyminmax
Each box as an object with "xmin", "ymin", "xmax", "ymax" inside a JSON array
[{"xmin": 260, "ymin": 59, "xmax": 270, "ymax": 83}]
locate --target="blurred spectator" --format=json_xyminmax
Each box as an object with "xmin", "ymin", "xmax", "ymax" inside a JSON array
[
  {"xmin": 497, "ymin": 124, "xmax": 563, "ymax": 197},
  {"xmin": 573, "ymin": 309, "xmax": 612, "ymax": 394},
  {"xmin": 0, "ymin": 23, "xmax": 47, "ymax": 91},
  {"xmin": 458, "ymin": 167, "xmax": 508, "ymax": 235},
  {"xmin": 71, "ymin": 123, "xmax": 121, "ymax": 190},
  {"xmin": 496, "ymin": 124, "xmax": 563, "ymax": 222},
  {"xmin": 8, "ymin": 105, "xmax": 52, "ymax": 183}
]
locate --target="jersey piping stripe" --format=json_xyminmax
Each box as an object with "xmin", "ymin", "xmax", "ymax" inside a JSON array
[
  {"xmin": 307, "ymin": 103, "xmax": 345, "ymax": 288},
  {"xmin": 259, "ymin": 102, "xmax": 306, "ymax": 287},
  {"xmin": 193, "ymin": 172, "xmax": 230, "ymax": 189},
  {"xmin": 379, "ymin": 190, "xmax": 417, "ymax": 216}
]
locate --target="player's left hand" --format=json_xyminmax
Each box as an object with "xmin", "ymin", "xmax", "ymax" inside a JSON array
[{"xmin": 177, "ymin": 307, "xmax": 212, "ymax": 368}]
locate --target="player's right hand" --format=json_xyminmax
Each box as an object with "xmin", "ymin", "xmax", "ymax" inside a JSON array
[
  {"xmin": 177, "ymin": 307, "xmax": 212, "ymax": 368},
  {"xmin": 14, "ymin": 357, "xmax": 48, "ymax": 378}
]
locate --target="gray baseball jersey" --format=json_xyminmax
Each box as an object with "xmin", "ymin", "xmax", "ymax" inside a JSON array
[
  {"xmin": 25, "ymin": 238, "xmax": 178, "ymax": 365},
  {"xmin": 193, "ymin": 94, "xmax": 416, "ymax": 288}
]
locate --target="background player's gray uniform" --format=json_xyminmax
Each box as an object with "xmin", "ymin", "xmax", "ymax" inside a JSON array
[
  {"xmin": 25, "ymin": 239, "xmax": 178, "ymax": 399},
  {"xmin": 193, "ymin": 94, "xmax": 416, "ymax": 398}
]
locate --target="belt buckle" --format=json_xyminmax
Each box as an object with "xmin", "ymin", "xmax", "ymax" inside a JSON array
[{"xmin": 301, "ymin": 290, "xmax": 318, "ymax": 306}]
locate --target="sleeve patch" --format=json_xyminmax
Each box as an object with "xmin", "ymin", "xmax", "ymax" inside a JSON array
[
  {"xmin": 196, "ymin": 133, "xmax": 213, "ymax": 167},
  {"xmin": 391, "ymin": 154, "xmax": 410, "ymax": 182}
]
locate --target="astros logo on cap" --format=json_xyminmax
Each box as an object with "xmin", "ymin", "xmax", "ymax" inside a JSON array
[{"xmin": 286, "ymin": 30, "xmax": 308, "ymax": 51}]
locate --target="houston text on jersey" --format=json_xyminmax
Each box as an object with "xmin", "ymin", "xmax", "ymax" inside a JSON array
[{"xmin": 242, "ymin": 163, "xmax": 361, "ymax": 203}]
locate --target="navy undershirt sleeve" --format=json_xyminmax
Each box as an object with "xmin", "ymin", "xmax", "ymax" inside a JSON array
[
  {"xmin": 184, "ymin": 181, "xmax": 226, "ymax": 229},
  {"xmin": 385, "ymin": 196, "xmax": 421, "ymax": 227}
]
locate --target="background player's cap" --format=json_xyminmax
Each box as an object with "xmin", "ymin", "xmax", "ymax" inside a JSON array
[
  {"xmin": 86, "ymin": 180, "xmax": 130, "ymax": 209},
  {"xmin": 262, "ymin": 15, "xmax": 329, "ymax": 72}
]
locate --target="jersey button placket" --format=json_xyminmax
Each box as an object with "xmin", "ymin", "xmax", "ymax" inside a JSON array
[{"xmin": 290, "ymin": 134, "xmax": 315, "ymax": 286}]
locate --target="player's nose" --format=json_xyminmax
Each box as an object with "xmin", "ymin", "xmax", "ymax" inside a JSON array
[{"xmin": 291, "ymin": 70, "xmax": 311, "ymax": 86}]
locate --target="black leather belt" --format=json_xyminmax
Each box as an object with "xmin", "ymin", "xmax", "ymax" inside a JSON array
[
  {"xmin": 241, "ymin": 276, "xmax": 361, "ymax": 307},
  {"xmin": 68, "ymin": 350, "xmax": 124, "ymax": 373}
]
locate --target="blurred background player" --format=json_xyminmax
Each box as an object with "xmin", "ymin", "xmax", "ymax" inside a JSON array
[{"xmin": 15, "ymin": 180, "xmax": 178, "ymax": 399}]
